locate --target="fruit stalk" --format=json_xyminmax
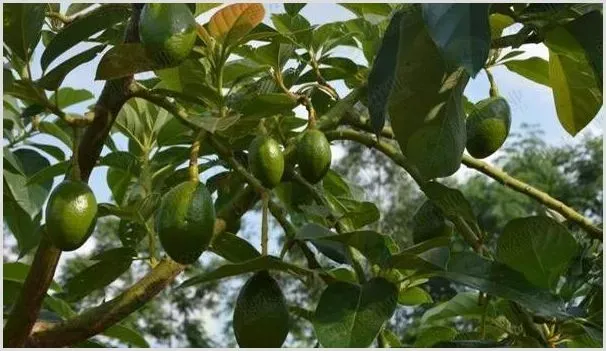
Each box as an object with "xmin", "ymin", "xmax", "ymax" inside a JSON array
[
  {"xmin": 261, "ymin": 192, "xmax": 269, "ymax": 255},
  {"xmin": 189, "ymin": 129, "xmax": 206, "ymax": 182}
]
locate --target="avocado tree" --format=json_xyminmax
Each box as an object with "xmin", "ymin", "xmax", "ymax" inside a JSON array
[{"xmin": 3, "ymin": 3, "xmax": 603, "ymax": 348}]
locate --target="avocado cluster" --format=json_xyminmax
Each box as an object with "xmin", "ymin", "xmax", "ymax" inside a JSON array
[{"xmin": 466, "ymin": 96, "xmax": 512, "ymax": 159}]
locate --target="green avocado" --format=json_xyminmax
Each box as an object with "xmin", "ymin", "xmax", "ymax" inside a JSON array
[
  {"xmin": 45, "ymin": 180, "xmax": 98, "ymax": 251},
  {"xmin": 139, "ymin": 3, "xmax": 197, "ymax": 66},
  {"xmin": 233, "ymin": 270, "xmax": 290, "ymax": 347},
  {"xmin": 248, "ymin": 135, "xmax": 285, "ymax": 189},
  {"xmin": 466, "ymin": 96, "xmax": 512, "ymax": 159},
  {"xmin": 296, "ymin": 129, "xmax": 332, "ymax": 184},
  {"xmin": 156, "ymin": 180, "xmax": 215, "ymax": 264}
]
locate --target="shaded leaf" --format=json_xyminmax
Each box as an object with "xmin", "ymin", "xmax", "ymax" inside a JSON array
[
  {"xmin": 96, "ymin": 43, "xmax": 167, "ymax": 80},
  {"xmin": 210, "ymin": 232, "xmax": 261, "ymax": 263},
  {"xmin": 496, "ymin": 216, "xmax": 579, "ymax": 290},
  {"xmin": 421, "ymin": 292, "xmax": 487, "ymax": 324},
  {"xmin": 38, "ymin": 45, "xmax": 105, "ymax": 90},
  {"xmin": 414, "ymin": 326, "xmax": 457, "ymax": 347},
  {"xmin": 179, "ymin": 255, "xmax": 312, "ymax": 289},
  {"xmin": 313, "ymin": 278, "xmax": 398, "ymax": 347},
  {"xmin": 422, "ymin": 4, "xmax": 491, "ymax": 76},
  {"xmin": 3, "ymin": 4, "xmax": 46, "ymax": 62},
  {"xmin": 296, "ymin": 223, "xmax": 348, "ymax": 264},
  {"xmin": 104, "ymin": 324, "xmax": 149, "ymax": 348}
]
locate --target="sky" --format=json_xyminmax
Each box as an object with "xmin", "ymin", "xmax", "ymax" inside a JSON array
[{"xmin": 4, "ymin": 2, "xmax": 604, "ymax": 344}]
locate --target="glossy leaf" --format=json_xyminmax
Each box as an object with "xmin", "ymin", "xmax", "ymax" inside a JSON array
[
  {"xmin": 41, "ymin": 4, "xmax": 131, "ymax": 70},
  {"xmin": 313, "ymin": 278, "xmax": 398, "ymax": 347},
  {"xmin": 60, "ymin": 248, "xmax": 135, "ymax": 302},
  {"xmin": 545, "ymin": 26, "xmax": 602, "ymax": 136},
  {"xmin": 296, "ymin": 223, "xmax": 349, "ymax": 264},
  {"xmin": 367, "ymin": 10, "xmax": 404, "ymax": 135},
  {"xmin": 421, "ymin": 292, "xmax": 489, "ymax": 324},
  {"xmin": 210, "ymin": 232, "xmax": 261, "ymax": 263},
  {"xmin": 303, "ymin": 230, "xmax": 392, "ymax": 267},
  {"xmin": 38, "ymin": 45, "xmax": 105, "ymax": 90},
  {"xmin": 503, "ymin": 57, "xmax": 551, "ymax": 87},
  {"xmin": 422, "ymin": 4, "xmax": 491, "ymax": 76},
  {"xmin": 438, "ymin": 252, "xmax": 569, "ymax": 318},
  {"xmin": 414, "ymin": 326, "xmax": 457, "ymax": 347},
  {"xmin": 398, "ymin": 286, "xmax": 433, "ymax": 306},
  {"xmin": 49, "ymin": 87, "xmax": 95, "ymax": 109},
  {"xmin": 496, "ymin": 216, "xmax": 579, "ymax": 290},
  {"xmin": 388, "ymin": 7, "xmax": 469, "ymax": 180},
  {"xmin": 3, "ymin": 4, "xmax": 46, "ymax": 62},
  {"xmin": 179, "ymin": 255, "xmax": 312, "ymax": 289},
  {"xmin": 208, "ymin": 3, "xmax": 265, "ymax": 47}
]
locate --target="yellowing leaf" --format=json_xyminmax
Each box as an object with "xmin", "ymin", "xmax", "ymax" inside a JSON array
[{"xmin": 208, "ymin": 3, "xmax": 265, "ymax": 47}]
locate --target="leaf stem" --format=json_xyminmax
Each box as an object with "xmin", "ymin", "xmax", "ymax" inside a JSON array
[{"xmin": 189, "ymin": 129, "xmax": 206, "ymax": 182}]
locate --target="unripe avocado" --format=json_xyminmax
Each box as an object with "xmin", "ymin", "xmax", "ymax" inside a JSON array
[
  {"xmin": 156, "ymin": 180, "xmax": 215, "ymax": 264},
  {"xmin": 248, "ymin": 135, "xmax": 284, "ymax": 189},
  {"xmin": 139, "ymin": 3, "xmax": 197, "ymax": 66},
  {"xmin": 296, "ymin": 129, "xmax": 332, "ymax": 184},
  {"xmin": 233, "ymin": 270, "xmax": 290, "ymax": 347},
  {"xmin": 45, "ymin": 180, "xmax": 98, "ymax": 251},
  {"xmin": 466, "ymin": 96, "xmax": 511, "ymax": 159}
]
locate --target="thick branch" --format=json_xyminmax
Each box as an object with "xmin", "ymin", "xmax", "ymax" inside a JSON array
[
  {"xmin": 26, "ymin": 186, "xmax": 258, "ymax": 347},
  {"xmin": 461, "ymin": 155, "xmax": 602, "ymax": 240}
]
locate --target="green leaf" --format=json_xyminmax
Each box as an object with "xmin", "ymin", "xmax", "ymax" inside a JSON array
[
  {"xmin": 566, "ymin": 11, "xmax": 603, "ymax": 88},
  {"xmin": 3, "ymin": 262, "xmax": 62, "ymax": 292},
  {"xmin": 389, "ymin": 247, "xmax": 450, "ymax": 272},
  {"xmin": 65, "ymin": 3, "xmax": 94, "ymax": 16},
  {"xmin": 207, "ymin": 3, "xmax": 266, "ymax": 47},
  {"xmin": 26, "ymin": 160, "xmax": 70, "ymax": 186},
  {"xmin": 489, "ymin": 13, "xmax": 514, "ymax": 39},
  {"xmin": 496, "ymin": 216, "xmax": 579, "ymax": 290},
  {"xmin": 305, "ymin": 230, "xmax": 392, "ymax": 267},
  {"xmin": 423, "ymin": 181, "xmax": 479, "ymax": 231},
  {"xmin": 189, "ymin": 3, "xmax": 221, "ymax": 17},
  {"xmin": 414, "ymin": 326, "xmax": 457, "ymax": 347},
  {"xmin": 38, "ymin": 121, "xmax": 73, "ymax": 148},
  {"xmin": 3, "ymin": 198, "xmax": 41, "ymax": 256},
  {"xmin": 190, "ymin": 114, "xmax": 241, "ymax": 133},
  {"xmin": 179, "ymin": 256, "xmax": 313, "ymax": 289},
  {"xmin": 103, "ymin": 324, "xmax": 149, "ymax": 348},
  {"xmin": 49, "ymin": 87, "xmax": 95, "ymax": 109},
  {"xmin": 388, "ymin": 7, "xmax": 469, "ymax": 180},
  {"xmin": 3, "ymin": 4, "xmax": 46, "ymax": 62},
  {"xmin": 296, "ymin": 223, "xmax": 349, "ymax": 264},
  {"xmin": 29, "ymin": 143, "xmax": 65, "ymax": 161},
  {"xmin": 545, "ymin": 26, "xmax": 602, "ymax": 136},
  {"xmin": 4, "ymin": 148, "xmax": 52, "ymax": 218},
  {"xmin": 412, "ymin": 201, "xmax": 453, "ymax": 244},
  {"xmin": 325, "ymin": 267, "xmax": 358, "ymax": 284},
  {"xmin": 422, "ymin": 4, "xmax": 491, "ymax": 77},
  {"xmin": 271, "ymin": 13, "xmax": 313, "ymax": 47},
  {"xmin": 239, "ymin": 93, "xmax": 297, "ymax": 117},
  {"xmin": 155, "ymin": 59, "xmax": 222, "ymax": 106},
  {"xmin": 313, "ymin": 278, "xmax": 398, "ymax": 347},
  {"xmin": 41, "ymin": 4, "xmax": 131, "ymax": 70},
  {"xmin": 210, "ymin": 232, "xmax": 261, "ymax": 263},
  {"xmin": 60, "ymin": 248, "xmax": 135, "ymax": 302},
  {"xmin": 38, "ymin": 45, "xmax": 105, "ymax": 90},
  {"xmin": 379, "ymin": 329, "xmax": 403, "ymax": 348},
  {"xmin": 5, "ymin": 79, "xmax": 50, "ymax": 107},
  {"xmin": 284, "ymin": 3, "xmax": 306, "ymax": 16},
  {"xmin": 421, "ymin": 292, "xmax": 487, "ymax": 324},
  {"xmin": 438, "ymin": 252, "xmax": 569, "ymax": 318},
  {"xmin": 398, "ymin": 286, "xmax": 433, "ymax": 306},
  {"xmin": 96, "ymin": 43, "xmax": 168, "ymax": 80},
  {"xmin": 367, "ymin": 10, "xmax": 404, "ymax": 134},
  {"xmin": 503, "ymin": 57, "xmax": 551, "ymax": 87},
  {"xmin": 338, "ymin": 199, "xmax": 381, "ymax": 229}
]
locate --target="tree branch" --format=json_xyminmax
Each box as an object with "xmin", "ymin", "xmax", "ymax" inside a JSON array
[
  {"xmin": 3, "ymin": 6, "xmax": 142, "ymax": 347},
  {"xmin": 461, "ymin": 155, "xmax": 602, "ymax": 240},
  {"xmin": 26, "ymin": 186, "xmax": 258, "ymax": 347},
  {"xmin": 342, "ymin": 119, "xmax": 602, "ymax": 240}
]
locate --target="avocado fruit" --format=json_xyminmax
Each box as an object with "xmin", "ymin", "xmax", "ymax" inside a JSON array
[
  {"xmin": 466, "ymin": 96, "xmax": 511, "ymax": 159},
  {"xmin": 45, "ymin": 180, "xmax": 98, "ymax": 251},
  {"xmin": 233, "ymin": 270, "xmax": 290, "ymax": 347},
  {"xmin": 139, "ymin": 3, "xmax": 197, "ymax": 66},
  {"xmin": 248, "ymin": 135, "xmax": 285, "ymax": 189},
  {"xmin": 296, "ymin": 129, "xmax": 332, "ymax": 184},
  {"xmin": 156, "ymin": 180, "xmax": 215, "ymax": 264}
]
